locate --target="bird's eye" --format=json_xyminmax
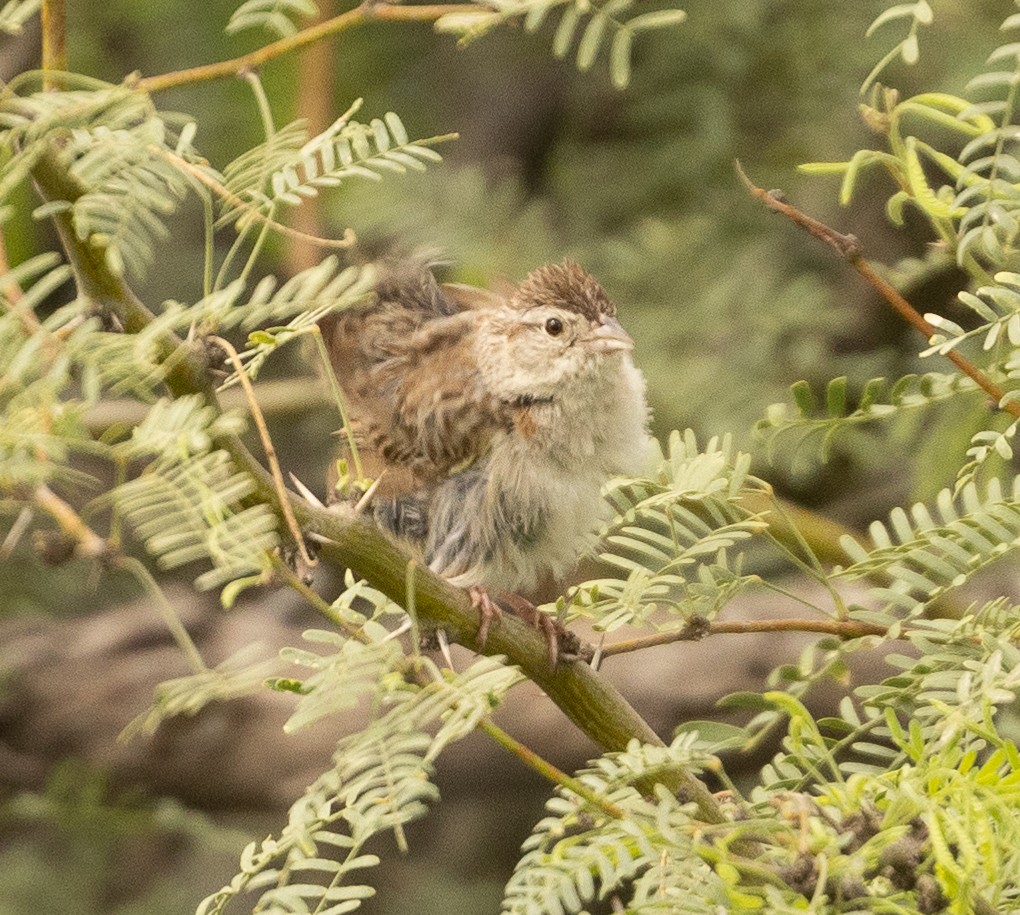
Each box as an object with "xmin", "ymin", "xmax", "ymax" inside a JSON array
[{"xmin": 544, "ymin": 317, "xmax": 564, "ymax": 336}]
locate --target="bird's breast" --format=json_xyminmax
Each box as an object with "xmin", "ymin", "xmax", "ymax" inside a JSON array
[{"xmin": 512, "ymin": 406, "xmax": 538, "ymax": 439}]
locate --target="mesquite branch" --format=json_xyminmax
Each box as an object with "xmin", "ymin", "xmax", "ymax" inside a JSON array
[
  {"xmin": 736, "ymin": 161, "xmax": 1020, "ymax": 421},
  {"xmin": 600, "ymin": 616, "xmax": 889, "ymax": 659}
]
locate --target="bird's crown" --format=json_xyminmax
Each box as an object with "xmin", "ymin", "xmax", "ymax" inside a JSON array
[{"xmin": 513, "ymin": 261, "xmax": 617, "ymax": 321}]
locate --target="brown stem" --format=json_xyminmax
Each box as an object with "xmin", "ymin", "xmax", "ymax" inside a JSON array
[
  {"xmin": 736, "ymin": 161, "xmax": 1020, "ymax": 421},
  {"xmin": 137, "ymin": 3, "xmax": 481, "ymax": 94},
  {"xmin": 601, "ymin": 616, "xmax": 889, "ymax": 659},
  {"xmin": 209, "ymin": 336, "xmax": 317, "ymax": 572},
  {"xmin": 32, "ymin": 483, "xmax": 109, "ymax": 559},
  {"xmin": 41, "ymin": 0, "xmax": 66, "ymax": 88}
]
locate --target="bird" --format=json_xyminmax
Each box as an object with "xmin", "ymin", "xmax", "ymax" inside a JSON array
[{"xmin": 320, "ymin": 259, "xmax": 650, "ymax": 663}]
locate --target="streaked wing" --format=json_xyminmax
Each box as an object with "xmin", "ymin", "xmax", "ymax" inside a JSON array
[
  {"xmin": 377, "ymin": 314, "xmax": 511, "ymax": 479},
  {"xmin": 322, "ymin": 268, "xmax": 510, "ymax": 492}
]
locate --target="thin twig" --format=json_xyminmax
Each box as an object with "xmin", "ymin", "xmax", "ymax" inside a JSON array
[
  {"xmin": 736, "ymin": 160, "xmax": 1020, "ymax": 421},
  {"xmin": 234, "ymin": 71, "xmax": 281, "ymax": 290},
  {"xmin": 0, "ymin": 506, "xmax": 33, "ymax": 558},
  {"xmin": 760, "ymin": 497, "xmax": 850, "ymax": 619},
  {"xmin": 33, "ymin": 483, "xmax": 109, "ymax": 559},
  {"xmin": 601, "ymin": 616, "xmax": 889, "ymax": 659},
  {"xmin": 310, "ymin": 325, "xmax": 366, "ymax": 485},
  {"xmin": 0, "ymin": 230, "xmax": 72, "ymax": 368},
  {"xmin": 477, "ymin": 718, "xmax": 627, "ymax": 819},
  {"xmin": 0, "ymin": 231, "xmax": 48, "ymax": 338},
  {"xmin": 119, "ymin": 557, "xmax": 209, "ymax": 674},
  {"xmin": 269, "ymin": 551, "xmax": 368, "ymax": 643},
  {"xmin": 136, "ymin": 3, "xmax": 481, "ymax": 94},
  {"xmin": 158, "ymin": 148, "xmax": 357, "ymax": 251},
  {"xmin": 208, "ymin": 336, "xmax": 316, "ymax": 572}
]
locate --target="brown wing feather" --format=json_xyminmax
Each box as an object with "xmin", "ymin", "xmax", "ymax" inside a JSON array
[{"xmin": 321, "ymin": 267, "xmax": 511, "ymax": 496}]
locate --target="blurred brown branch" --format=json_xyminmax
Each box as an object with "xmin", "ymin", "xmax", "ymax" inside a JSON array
[
  {"xmin": 84, "ymin": 378, "xmax": 332, "ymax": 434},
  {"xmin": 737, "ymin": 160, "xmax": 1020, "ymax": 422},
  {"xmin": 40, "ymin": 0, "xmax": 65, "ymax": 87},
  {"xmin": 137, "ymin": 3, "xmax": 484, "ymax": 94},
  {"xmin": 289, "ymin": 0, "xmax": 337, "ymax": 275}
]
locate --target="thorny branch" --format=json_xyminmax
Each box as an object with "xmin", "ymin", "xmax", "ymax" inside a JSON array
[
  {"xmin": 736, "ymin": 161, "xmax": 1020, "ymax": 421},
  {"xmin": 601, "ymin": 616, "xmax": 889, "ymax": 659}
]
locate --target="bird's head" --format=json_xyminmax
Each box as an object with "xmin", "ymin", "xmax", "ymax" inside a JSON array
[{"xmin": 475, "ymin": 262, "xmax": 634, "ymax": 402}]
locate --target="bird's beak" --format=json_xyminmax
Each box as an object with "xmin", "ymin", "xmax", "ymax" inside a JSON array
[{"xmin": 583, "ymin": 315, "xmax": 634, "ymax": 353}]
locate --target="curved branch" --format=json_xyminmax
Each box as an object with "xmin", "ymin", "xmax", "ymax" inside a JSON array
[
  {"xmin": 736, "ymin": 161, "xmax": 1020, "ymax": 421},
  {"xmin": 136, "ymin": 3, "xmax": 483, "ymax": 94},
  {"xmin": 157, "ymin": 148, "xmax": 357, "ymax": 250}
]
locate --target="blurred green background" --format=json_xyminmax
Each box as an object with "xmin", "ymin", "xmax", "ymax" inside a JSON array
[{"xmin": 0, "ymin": 1, "xmax": 1013, "ymax": 912}]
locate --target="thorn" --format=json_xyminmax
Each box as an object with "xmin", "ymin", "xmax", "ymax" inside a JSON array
[
  {"xmin": 289, "ymin": 472, "xmax": 326, "ymax": 508},
  {"xmin": 382, "ymin": 618, "xmax": 413, "ymax": 642},
  {"xmin": 436, "ymin": 628, "xmax": 455, "ymax": 670},
  {"xmin": 354, "ymin": 474, "xmax": 384, "ymax": 514},
  {"xmin": 0, "ymin": 506, "xmax": 33, "ymax": 559}
]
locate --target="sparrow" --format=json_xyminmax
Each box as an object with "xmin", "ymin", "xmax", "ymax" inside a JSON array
[{"xmin": 320, "ymin": 260, "xmax": 650, "ymax": 662}]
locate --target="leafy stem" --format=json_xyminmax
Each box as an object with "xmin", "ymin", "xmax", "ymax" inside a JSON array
[
  {"xmin": 160, "ymin": 148, "xmax": 357, "ymax": 256},
  {"xmin": 208, "ymin": 334, "xmax": 316, "ymax": 572},
  {"xmin": 274, "ymin": 553, "xmax": 625, "ymax": 822}
]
